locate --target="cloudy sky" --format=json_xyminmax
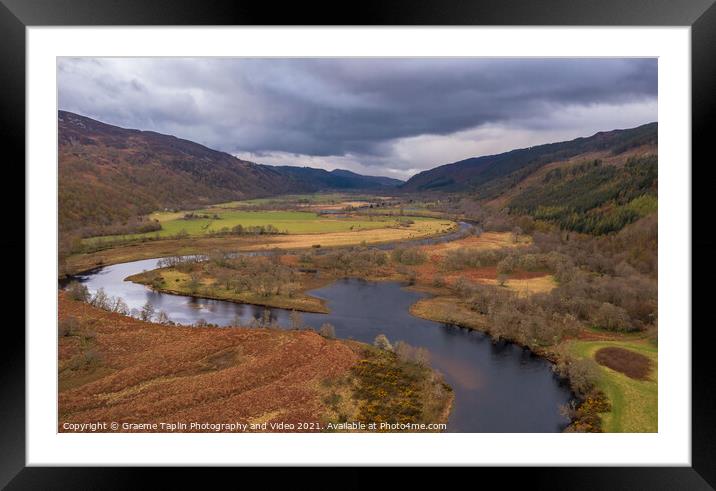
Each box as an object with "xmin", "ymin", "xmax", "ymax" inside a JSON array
[{"xmin": 58, "ymin": 58, "xmax": 657, "ymax": 180}]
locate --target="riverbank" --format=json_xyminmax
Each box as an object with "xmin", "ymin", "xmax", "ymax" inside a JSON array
[
  {"xmin": 126, "ymin": 266, "xmax": 333, "ymax": 314},
  {"xmin": 58, "ymin": 292, "xmax": 453, "ymax": 432}
]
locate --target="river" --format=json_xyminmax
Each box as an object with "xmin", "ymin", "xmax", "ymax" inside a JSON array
[{"xmin": 72, "ymin": 252, "xmax": 573, "ymax": 432}]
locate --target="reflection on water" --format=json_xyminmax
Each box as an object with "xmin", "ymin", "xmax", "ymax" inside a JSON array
[{"xmin": 74, "ymin": 259, "xmax": 572, "ymax": 432}]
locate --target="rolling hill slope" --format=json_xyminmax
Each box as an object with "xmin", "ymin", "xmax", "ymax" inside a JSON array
[{"xmin": 58, "ymin": 111, "xmax": 401, "ymax": 233}]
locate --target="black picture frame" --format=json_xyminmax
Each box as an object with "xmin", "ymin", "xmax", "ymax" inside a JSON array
[{"xmin": 3, "ymin": 0, "xmax": 713, "ymax": 487}]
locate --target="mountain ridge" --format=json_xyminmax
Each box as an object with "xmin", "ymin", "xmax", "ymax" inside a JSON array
[{"xmin": 273, "ymin": 166, "xmax": 402, "ymax": 190}]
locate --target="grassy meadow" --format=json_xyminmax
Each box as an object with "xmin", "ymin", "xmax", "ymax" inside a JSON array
[
  {"xmin": 567, "ymin": 337, "xmax": 657, "ymax": 432},
  {"xmin": 87, "ymin": 210, "xmax": 401, "ymax": 241}
]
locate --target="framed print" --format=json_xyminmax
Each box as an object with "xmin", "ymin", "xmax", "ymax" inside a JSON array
[{"xmin": 4, "ymin": 0, "xmax": 715, "ymax": 486}]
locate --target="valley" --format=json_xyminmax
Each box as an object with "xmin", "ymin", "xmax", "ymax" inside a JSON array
[{"xmin": 58, "ymin": 111, "xmax": 658, "ymax": 434}]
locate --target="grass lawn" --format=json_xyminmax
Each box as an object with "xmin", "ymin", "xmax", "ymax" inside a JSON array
[{"xmin": 567, "ymin": 338, "xmax": 657, "ymax": 432}]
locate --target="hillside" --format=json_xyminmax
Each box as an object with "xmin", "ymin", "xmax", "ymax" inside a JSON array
[
  {"xmin": 58, "ymin": 292, "xmax": 452, "ymax": 432},
  {"xmin": 403, "ymin": 123, "xmax": 658, "ymax": 234},
  {"xmin": 401, "ymin": 123, "xmax": 657, "ymax": 193},
  {"xmin": 58, "ymin": 111, "xmax": 400, "ymax": 234}
]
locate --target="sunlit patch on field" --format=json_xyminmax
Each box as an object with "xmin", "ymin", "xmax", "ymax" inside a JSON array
[
  {"xmin": 475, "ymin": 275, "xmax": 558, "ymax": 296},
  {"xmin": 423, "ymin": 232, "xmax": 531, "ymax": 257}
]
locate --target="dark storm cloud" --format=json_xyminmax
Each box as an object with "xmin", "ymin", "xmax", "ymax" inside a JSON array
[{"xmin": 57, "ymin": 57, "xmax": 657, "ymax": 176}]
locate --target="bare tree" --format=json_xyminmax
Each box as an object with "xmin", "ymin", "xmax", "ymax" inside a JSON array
[
  {"xmin": 90, "ymin": 288, "xmax": 110, "ymax": 310},
  {"xmin": 187, "ymin": 274, "xmax": 201, "ymax": 294},
  {"xmin": 260, "ymin": 308, "xmax": 272, "ymax": 328},
  {"xmin": 140, "ymin": 301, "xmax": 155, "ymax": 322},
  {"xmin": 156, "ymin": 310, "xmax": 171, "ymax": 325}
]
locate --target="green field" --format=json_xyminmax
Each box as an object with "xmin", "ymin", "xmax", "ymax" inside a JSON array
[
  {"xmin": 567, "ymin": 338, "xmax": 657, "ymax": 432},
  {"xmin": 84, "ymin": 208, "xmax": 438, "ymax": 245}
]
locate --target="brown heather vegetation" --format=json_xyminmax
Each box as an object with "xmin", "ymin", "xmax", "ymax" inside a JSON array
[
  {"xmin": 58, "ymin": 293, "xmax": 451, "ymax": 432},
  {"xmin": 594, "ymin": 347, "xmax": 653, "ymax": 380}
]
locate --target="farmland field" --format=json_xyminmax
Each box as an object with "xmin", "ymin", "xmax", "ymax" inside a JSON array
[
  {"xmin": 82, "ymin": 198, "xmax": 447, "ymax": 246},
  {"xmin": 93, "ymin": 211, "xmax": 390, "ymax": 239},
  {"xmin": 83, "ymin": 212, "xmax": 454, "ymax": 244}
]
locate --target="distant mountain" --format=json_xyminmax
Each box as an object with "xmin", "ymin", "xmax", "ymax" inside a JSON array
[
  {"xmin": 400, "ymin": 123, "xmax": 657, "ymax": 193},
  {"xmin": 58, "ymin": 111, "xmax": 400, "ymax": 233},
  {"xmin": 273, "ymin": 166, "xmax": 402, "ymax": 190}
]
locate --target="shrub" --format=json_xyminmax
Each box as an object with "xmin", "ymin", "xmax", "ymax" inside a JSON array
[
  {"xmin": 187, "ymin": 274, "xmax": 201, "ymax": 294},
  {"xmin": 394, "ymin": 341, "xmax": 430, "ymax": 367},
  {"xmin": 373, "ymin": 334, "xmax": 393, "ymax": 351},
  {"xmin": 593, "ymin": 302, "xmax": 633, "ymax": 332},
  {"xmin": 497, "ymin": 273, "xmax": 509, "ymax": 287},
  {"xmin": 391, "ymin": 247, "xmax": 427, "ymax": 265},
  {"xmin": 66, "ymin": 282, "xmax": 89, "ymax": 302},
  {"xmin": 319, "ymin": 323, "xmax": 336, "ymax": 339},
  {"xmin": 555, "ymin": 358, "xmax": 601, "ymax": 398},
  {"xmin": 59, "ymin": 317, "xmax": 81, "ymax": 337},
  {"xmin": 82, "ymin": 349, "xmax": 104, "ymax": 367},
  {"xmin": 443, "ymin": 247, "xmax": 506, "ymax": 270},
  {"xmin": 496, "ymin": 255, "xmax": 517, "ymax": 275},
  {"xmin": 323, "ymin": 392, "xmax": 342, "ymax": 407}
]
